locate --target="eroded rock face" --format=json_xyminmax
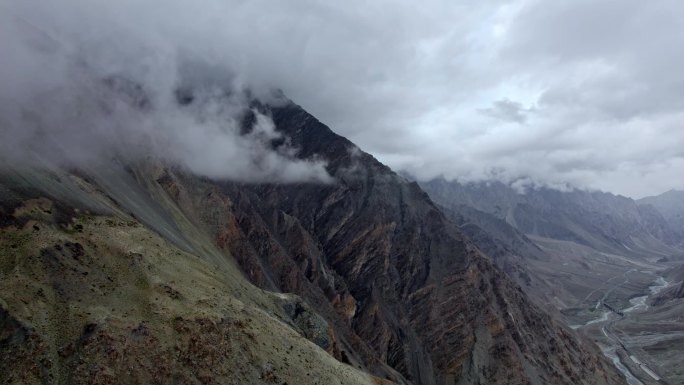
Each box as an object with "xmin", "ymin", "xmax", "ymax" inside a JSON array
[
  {"xmin": 277, "ymin": 294, "xmax": 333, "ymax": 351},
  {"xmin": 149, "ymin": 101, "xmax": 626, "ymax": 385}
]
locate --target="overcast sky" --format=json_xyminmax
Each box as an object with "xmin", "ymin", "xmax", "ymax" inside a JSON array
[
  {"xmin": 3, "ymin": 0, "xmax": 684, "ymax": 197},
  {"xmin": 264, "ymin": 0, "xmax": 684, "ymax": 199}
]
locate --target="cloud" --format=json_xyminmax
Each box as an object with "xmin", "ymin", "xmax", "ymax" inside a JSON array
[
  {"xmin": 0, "ymin": 0, "xmax": 332, "ymax": 184},
  {"xmin": 1, "ymin": 0, "xmax": 684, "ymax": 196},
  {"xmin": 478, "ymin": 99, "xmax": 533, "ymax": 124}
]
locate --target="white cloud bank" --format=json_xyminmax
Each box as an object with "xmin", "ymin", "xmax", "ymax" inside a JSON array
[
  {"xmin": 2, "ymin": 0, "xmax": 684, "ymax": 196},
  {"xmin": 0, "ymin": 0, "xmax": 332, "ymax": 183}
]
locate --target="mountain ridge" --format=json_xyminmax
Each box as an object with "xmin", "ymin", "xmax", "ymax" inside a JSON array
[
  {"xmin": 0, "ymin": 93, "xmax": 625, "ymax": 384},
  {"xmin": 638, "ymin": 189, "xmax": 684, "ymax": 249},
  {"xmin": 419, "ymin": 178, "xmax": 683, "ymax": 259}
]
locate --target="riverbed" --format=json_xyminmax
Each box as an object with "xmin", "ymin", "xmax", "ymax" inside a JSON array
[{"xmin": 577, "ymin": 275, "xmax": 671, "ymax": 385}]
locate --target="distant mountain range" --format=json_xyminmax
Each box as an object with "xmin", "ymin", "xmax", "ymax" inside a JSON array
[
  {"xmin": 639, "ymin": 189, "xmax": 684, "ymax": 254},
  {"xmin": 421, "ymin": 178, "xmax": 684, "ymax": 260}
]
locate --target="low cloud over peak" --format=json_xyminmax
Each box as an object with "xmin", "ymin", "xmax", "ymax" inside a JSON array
[
  {"xmin": 0, "ymin": 0, "xmax": 332, "ymax": 184},
  {"xmin": 2, "ymin": 0, "xmax": 684, "ymax": 197}
]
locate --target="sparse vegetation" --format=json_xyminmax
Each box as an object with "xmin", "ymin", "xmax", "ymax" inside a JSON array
[{"xmin": 0, "ymin": 192, "xmax": 384, "ymax": 385}]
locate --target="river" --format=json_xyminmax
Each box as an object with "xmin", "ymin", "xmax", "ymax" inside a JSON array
[
  {"xmin": 623, "ymin": 277, "xmax": 669, "ymax": 313},
  {"xmin": 601, "ymin": 344, "xmax": 646, "ymax": 385},
  {"xmin": 578, "ymin": 275, "xmax": 671, "ymax": 385}
]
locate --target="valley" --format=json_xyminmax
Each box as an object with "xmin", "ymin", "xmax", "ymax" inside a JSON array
[
  {"xmin": 526, "ymin": 238, "xmax": 684, "ymax": 385},
  {"xmin": 497, "ymin": 236, "xmax": 684, "ymax": 385},
  {"xmin": 576, "ymin": 271, "xmax": 673, "ymax": 385},
  {"xmin": 419, "ymin": 179, "xmax": 684, "ymax": 385},
  {"xmin": 525, "ymin": 236, "xmax": 682, "ymax": 384}
]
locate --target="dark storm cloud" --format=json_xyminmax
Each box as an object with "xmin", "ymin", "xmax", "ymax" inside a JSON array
[{"xmin": 1, "ymin": 0, "xmax": 683, "ymax": 196}]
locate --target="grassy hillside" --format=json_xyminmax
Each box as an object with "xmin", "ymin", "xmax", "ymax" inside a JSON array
[{"xmin": 0, "ymin": 166, "xmax": 391, "ymax": 385}]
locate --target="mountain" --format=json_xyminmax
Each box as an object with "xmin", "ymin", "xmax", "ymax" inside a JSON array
[
  {"xmin": 418, "ymin": 177, "xmax": 684, "ymax": 384},
  {"xmin": 436, "ymin": 203, "xmax": 558, "ymax": 306},
  {"xmin": 654, "ymin": 264, "xmax": 684, "ymax": 303},
  {"xmin": 655, "ymin": 281, "xmax": 684, "ymax": 303},
  {"xmin": 421, "ymin": 178, "xmax": 682, "ymax": 260},
  {"xmin": 0, "ymin": 92, "xmax": 625, "ymax": 384},
  {"xmin": 438, "ymin": 204, "xmax": 549, "ymax": 264},
  {"xmin": 639, "ymin": 190, "xmax": 684, "ymax": 249},
  {"xmin": 417, "ymin": 178, "xmax": 684, "ymax": 312}
]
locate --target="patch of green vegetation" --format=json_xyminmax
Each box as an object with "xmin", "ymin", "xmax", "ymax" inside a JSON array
[
  {"xmin": 61, "ymin": 212, "xmax": 95, "ymax": 234},
  {"xmin": 134, "ymin": 271, "xmax": 151, "ymax": 290},
  {"xmin": 0, "ymin": 230, "xmax": 32, "ymax": 275},
  {"xmin": 77, "ymin": 211, "xmax": 95, "ymax": 222},
  {"xmin": 0, "ymin": 229, "xmax": 31, "ymax": 248},
  {"xmin": 103, "ymin": 218, "xmax": 139, "ymax": 228}
]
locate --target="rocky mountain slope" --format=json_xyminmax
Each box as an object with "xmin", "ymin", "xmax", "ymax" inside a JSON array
[
  {"xmin": 657, "ymin": 281, "xmax": 684, "ymax": 302},
  {"xmin": 420, "ymin": 179, "xmax": 682, "ymax": 260},
  {"xmin": 639, "ymin": 190, "xmax": 684, "ymax": 250},
  {"xmin": 436, "ymin": 204, "xmax": 557, "ymax": 305},
  {"xmin": 654, "ymin": 265, "xmax": 684, "ymax": 303},
  {"xmin": 0, "ymin": 93, "xmax": 625, "ymax": 384},
  {"xmin": 0, "ymin": 165, "xmax": 393, "ymax": 385}
]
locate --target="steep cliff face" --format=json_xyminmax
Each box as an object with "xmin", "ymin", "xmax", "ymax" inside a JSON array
[{"xmin": 144, "ymin": 100, "xmax": 625, "ymax": 384}]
